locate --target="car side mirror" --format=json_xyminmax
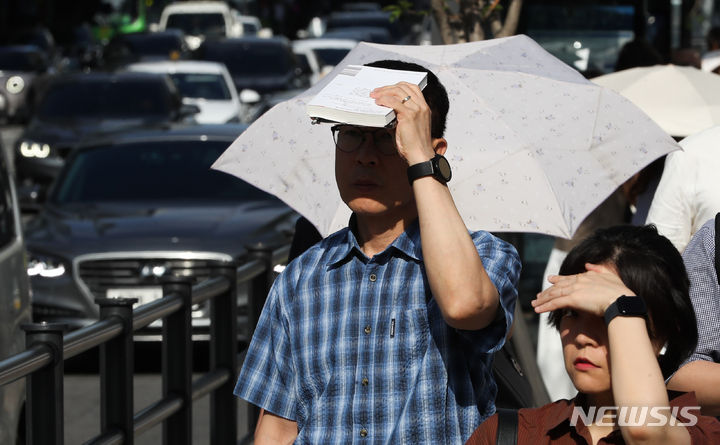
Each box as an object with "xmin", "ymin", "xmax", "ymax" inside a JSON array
[{"xmin": 239, "ymin": 89, "xmax": 261, "ymax": 104}]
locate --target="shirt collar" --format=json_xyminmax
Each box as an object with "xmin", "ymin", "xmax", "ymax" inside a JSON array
[{"xmin": 327, "ymin": 215, "xmax": 423, "ymax": 268}]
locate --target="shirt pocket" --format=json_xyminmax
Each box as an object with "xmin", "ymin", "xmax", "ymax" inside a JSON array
[{"xmin": 396, "ymin": 306, "xmax": 431, "ymax": 377}]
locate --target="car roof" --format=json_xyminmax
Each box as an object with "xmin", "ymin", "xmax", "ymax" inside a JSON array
[
  {"xmin": 48, "ymin": 71, "xmax": 171, "ymax": 85},
  {"xmin": 126, "ymin": 60, "xmax": 227, "ymax": 74},
  {"xmin": 162, "ymin": 1, "xmax": 231, "ymax": 13},
  {"xmin": 202, "ymin": 36, "xmax": 290, "ymax": 47},
  {"xmin": 75, "ymin": 124, "xmax": 248, "ymax": 149},
  {"xmin": 292, "ymin": 38, "xmax": 358, "ymax": 51}
]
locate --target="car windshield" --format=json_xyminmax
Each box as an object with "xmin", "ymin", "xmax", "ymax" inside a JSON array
[
  {"xmin": 313, "ymin": 48, "xmax": 351, "ymax": 67},
  {"xmin": 524, "ymin": 4, "xmax": 635, "ymax": 73},
  {"xmin": 0, "ymin": 48, "xmax": 46, "ymax": 71},
  {"xmin": 37, "ymin": 79, "xmax": 174, "ymax": 120},
  {"xmin": 122, "ymin": 34, "xmax": 183, "ymax": 56},
  {"xmin": 52, "ymin": 140, "xmax": 278, "ymax": 203},
  {"xmin": 169, "ymin": 73, "xmax": 231, "ymax": 100},
  {"xmin": 166, "ymin": 13, "xmax": 226, "ymax": 37},
  {"xmin": 201, "ymin": 42, "xmax": 293, "ymax": 75}
]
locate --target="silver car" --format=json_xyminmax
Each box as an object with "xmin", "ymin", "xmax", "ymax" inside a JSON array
[{"xmin": 0, "ymin": 144, "xmax": 32, "ymax": 445}]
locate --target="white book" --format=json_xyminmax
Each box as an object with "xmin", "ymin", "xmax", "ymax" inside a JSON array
[{"xmin": 306, "ymin": 65, "xmax": 428, "ymax": 127}]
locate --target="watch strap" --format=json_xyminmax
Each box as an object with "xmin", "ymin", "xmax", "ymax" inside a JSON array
[
  {"xmin": 407, "ymin": 158, "xmax": 436, "ymax": 184},
  {"xmin": 604, "ymin": 295, "xmax": 647, "ymax": 325}
]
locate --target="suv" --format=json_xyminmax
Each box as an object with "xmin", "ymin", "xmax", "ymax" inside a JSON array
[{"xmin": 0, "ymin": 144, "xmax": 31, "ymax": 445}]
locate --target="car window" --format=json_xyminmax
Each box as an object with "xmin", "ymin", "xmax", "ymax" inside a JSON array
[
  {"xmin": 313, "ymin": 48, "xmax": 352, "ymax": 67},
  {"xmin": 37, "ymin": 79, "xmax": 174, "ymax": 120},
  {"xmin": 52, "ymin": 140, "xmax": 281, "ymax": 204},
  {"xmin": 0, "ymin": 155, "xmax": 15, "ymax": 249},
  {"xmin": 122, "ymin": 34, "xmax": 183, "ymax": 56},
  {"xmin": 202, "ymin": 43, "xmax": 293, "ymax": 76},
  {"xmin": 169, "ymin": 73, "xmax": 231, "ymax": 100},
  {"xmin": 166, "ymin": 13, "xmax": 226, "ymax": 37}
]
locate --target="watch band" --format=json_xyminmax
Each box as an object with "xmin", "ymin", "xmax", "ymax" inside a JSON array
[
  {"xmin": 407, "ymin": 158, "xmax": 435, "ymax": 184},
  {"xmin": 604, "ymin": 295, "xmax": 647, "ymax": 325}
]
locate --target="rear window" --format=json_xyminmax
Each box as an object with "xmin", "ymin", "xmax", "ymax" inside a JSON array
[
  {"xmin": 122, "ymin": 34, "xmax": 184, "ymax": 56},
  {"xmin": 37, "ymin": 78, "xmax": 174, "ymax": 120},
  {"xmin": 201, "ymin": 42, "xmax": 293, "ymax": 76},
  {"xmin": 169, "ymin": 73, "xmax": 231, "ymax": 100},
  {"xmin": 166, "ymin": 13, "xmax": 226, "ymax": 37}
]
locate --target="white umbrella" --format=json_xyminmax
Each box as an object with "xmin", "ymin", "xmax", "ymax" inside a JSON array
[
  {"xmin": 213, "ymin": 35, "xmax": 679, "ymax": 239},
  {"xmin": 592, "ymin": 64, "xmax": 720, "ymax": 137}
]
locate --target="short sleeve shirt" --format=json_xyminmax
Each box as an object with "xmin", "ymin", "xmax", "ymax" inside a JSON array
[{"xmin": 234, "ymin": 220, "xmax": 521, "ymax": 444}]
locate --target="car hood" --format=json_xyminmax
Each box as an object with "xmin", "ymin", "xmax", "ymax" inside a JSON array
[
  {"xmin": 25, "ymin": 202, "xmax": 296, "ymax": 260},
  {"xmin": 22, "ymin": 116, "xmax": 171, "ymax": 147}
]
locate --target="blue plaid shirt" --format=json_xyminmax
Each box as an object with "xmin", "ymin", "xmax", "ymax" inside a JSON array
[{"xmin": 235, "ymin": 220, "xmax": 521, "ymax": 444}]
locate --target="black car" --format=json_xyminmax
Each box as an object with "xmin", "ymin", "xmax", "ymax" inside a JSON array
[
  {"xmin": 24, "ymin": 124, "xmax": 298, "ymax": 337},
  {"xmin": 194, "ymin": 36, "xmax": 310, "ymax": 96},
  {"xmin": 0, "ymin": 45, "xmax": 52, "ymax": 123},
  {"xmin": 103, "ymin": 30, "xmax": 189, "ymax": 69},
  {"xmin": 14, "ymin": 71, "xmax": 199, "ymax": 188}
]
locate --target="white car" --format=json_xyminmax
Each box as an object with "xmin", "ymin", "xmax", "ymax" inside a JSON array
[
  {"xmin": 292, "ymin": 38, "xmax": 357, "ymax": 84},
  {"xmin": 158, "ymin": 1, "xmax": 242, "ymax": 50},
  {"xmin": 126, "ymin": 60, "xmax": 245, "ymax": 124}
]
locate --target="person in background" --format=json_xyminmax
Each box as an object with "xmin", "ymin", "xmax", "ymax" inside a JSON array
[
  {"xmin": 668, "ymin": 217, "xmax": 720, "ymax": 416},
  {"xmin": 467, "ymin": 225, "xmax": 720, "ymax": 444},
  {"xmin": 235, "ymin": 59, "xmax": 521, "ymax": 444},
  {"xmin": 646, "ymin": 125, "xmax": 720, "ymax": 253}
]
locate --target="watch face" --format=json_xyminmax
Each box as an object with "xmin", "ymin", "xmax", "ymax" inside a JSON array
[
  {"xmin": 435, "ymin": 156, "xmax": 452, "ymax": 182},
  {"xmin": 617, "ymin": 295, "xmax": 647, "ymax": 315}
]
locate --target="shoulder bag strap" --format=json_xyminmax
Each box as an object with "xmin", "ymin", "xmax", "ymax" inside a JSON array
[
  {"xmin": 715, "ymin": 212, "xmax": 719, "ymax": 282},
  {"xmin": 495, "ymin": 408, "xmax": 518, "ymax": 445}
]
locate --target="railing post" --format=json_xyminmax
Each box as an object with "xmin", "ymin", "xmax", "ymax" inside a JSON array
[
  {"xmin": 96, "ymin": 297, "xmax": 137, "ymax": 445},
  {"xmin": 161, "ymin": 277, "xmax": 193, "ymax": 445},
  {"xmin": 210, "ymin": 266, "xmax": 238, "ymax": 445},
  {"xmin": 22, "ymin": 322, "xmax": 67, "ymax": 445},
  {"xmin": 244, "ymin": 243, "xmax": 275, "ymax": 432}
]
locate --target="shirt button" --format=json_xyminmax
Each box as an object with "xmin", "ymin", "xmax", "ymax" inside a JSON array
[
  {"xmin": 360, "ymin": 428, "xmax": 368, "ymax": 437},
  {"xmin": 361, "ymin": 377, "xmax": 369, "ymax": 386},
  {"xmin": 364, "ymin": 325, "xmax": 371, "ymax": 334},
  {"xmin": 369, "ymin": 273, "xmax": 377, "ymax": 282}
]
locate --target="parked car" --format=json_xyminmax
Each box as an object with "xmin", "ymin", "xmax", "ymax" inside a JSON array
[
  {"xmin": 159, "ymin": 1, "xmax": 243, "ymax": 50},
  {"xmin": 325, "ymin": 11, "xmax": 404, "ymax": 43},
  {"xmin": 0, "ymin": 45, "xmax": 53, "ymax": 123},
  {"xmin": 102, "ymin": 30, "xmax": 189, "ymax": 69},
  {"xmin": 292, "ymin": 38, "xmax": 357, "ymax": 84},
  {"xmin": 24, "ymin": 124, "xmax": 297, "ymax": 340},
  {"xmin": 0, "ymin": 144, "xmax": 31, "ymax": 445},
  {"xmin": 126, "ymin": 60, "xmax": 245, "ymax": 123},
  {"xmin": 14, "ymin": 71, "xmax": 199, "ymax": 189},
  {"xmin": 194, "ymin": 37, "xmax": 310, "ymax": 98}
]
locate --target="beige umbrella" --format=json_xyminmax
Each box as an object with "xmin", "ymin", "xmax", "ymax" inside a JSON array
[
  {"xmin": 213, "ymin": 36, "xmax": 679, "ymax": 239},
  {"xmin": 592, "ymin": 64, "xmax": 720, "ymax": 137}
]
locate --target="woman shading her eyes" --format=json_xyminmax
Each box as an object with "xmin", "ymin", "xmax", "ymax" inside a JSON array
[{"xmin": 466, "ymin": 225, "xmax": 720, "ymax": 445}]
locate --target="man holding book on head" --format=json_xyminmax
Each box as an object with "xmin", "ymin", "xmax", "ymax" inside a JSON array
[{"xmin": 233, "ymin": 60, "xmax": 521, "ymax": 444}]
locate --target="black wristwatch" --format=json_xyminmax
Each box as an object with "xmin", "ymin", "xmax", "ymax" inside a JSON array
[
  {"xmin": 407, "ymin": 154, "xmax": 452, "ymax": 185},
  {"xmin": 604, "ymin": 295, "xmax": 647, "ymax": 325}
]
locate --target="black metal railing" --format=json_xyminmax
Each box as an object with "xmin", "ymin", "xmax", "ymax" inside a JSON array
[{"xmin": 0, "ymin": 243, "xmax": 288, "ymax": 445}]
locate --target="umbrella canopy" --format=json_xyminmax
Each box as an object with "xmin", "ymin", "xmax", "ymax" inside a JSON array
[
  {"xmin": 592, "ymin": 64, "xmax": 720, "ymax": 137},
  {"xmin": 213, "ymin": 35, "xmax": 678, "ymax": 239}
]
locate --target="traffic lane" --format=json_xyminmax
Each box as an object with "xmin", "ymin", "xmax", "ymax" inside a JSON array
[{"xmin": 64, "ymin": 373, "xmax": 250, "ymax": 444}]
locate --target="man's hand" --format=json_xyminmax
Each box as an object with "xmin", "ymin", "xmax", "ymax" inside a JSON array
[{"xmin": 370, "ymin": 82, "xmax": 436, "ymax": 165}]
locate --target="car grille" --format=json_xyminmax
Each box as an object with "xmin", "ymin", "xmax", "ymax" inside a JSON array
[{"xmin": 77, "ymin": 257, "xmax": 232, "ymax": 298}]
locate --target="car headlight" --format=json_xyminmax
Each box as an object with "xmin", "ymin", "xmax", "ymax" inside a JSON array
[
  {"xmin": 6, "ymin": 76, "xmax": 25, "ymax": 94},
  {"xmin": 27, "ymin": 253, "xmax": 68, "ymax": 278},
  {"xmin": 19, "ymin": 140, "xmax": 51, "ymax": 158}
]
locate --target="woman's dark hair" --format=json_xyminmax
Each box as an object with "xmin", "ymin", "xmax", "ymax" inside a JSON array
[
  {"xmin": 548, "ymin": 224, "xmax": 697, "ymax": 379},
  {"xmin": 364, "ymin": 59, "xmax": 449, "ymax": 139}
]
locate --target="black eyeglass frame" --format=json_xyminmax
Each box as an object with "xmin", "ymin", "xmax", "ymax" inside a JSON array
[{"xmin": 330, "ymin": 124, "xmax": 398, "ymax": 156}]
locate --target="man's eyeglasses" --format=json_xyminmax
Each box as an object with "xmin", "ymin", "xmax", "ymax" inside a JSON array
[{"xmin": 331, "ymin": 125, "xmax": 397, "ymax": 156}]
